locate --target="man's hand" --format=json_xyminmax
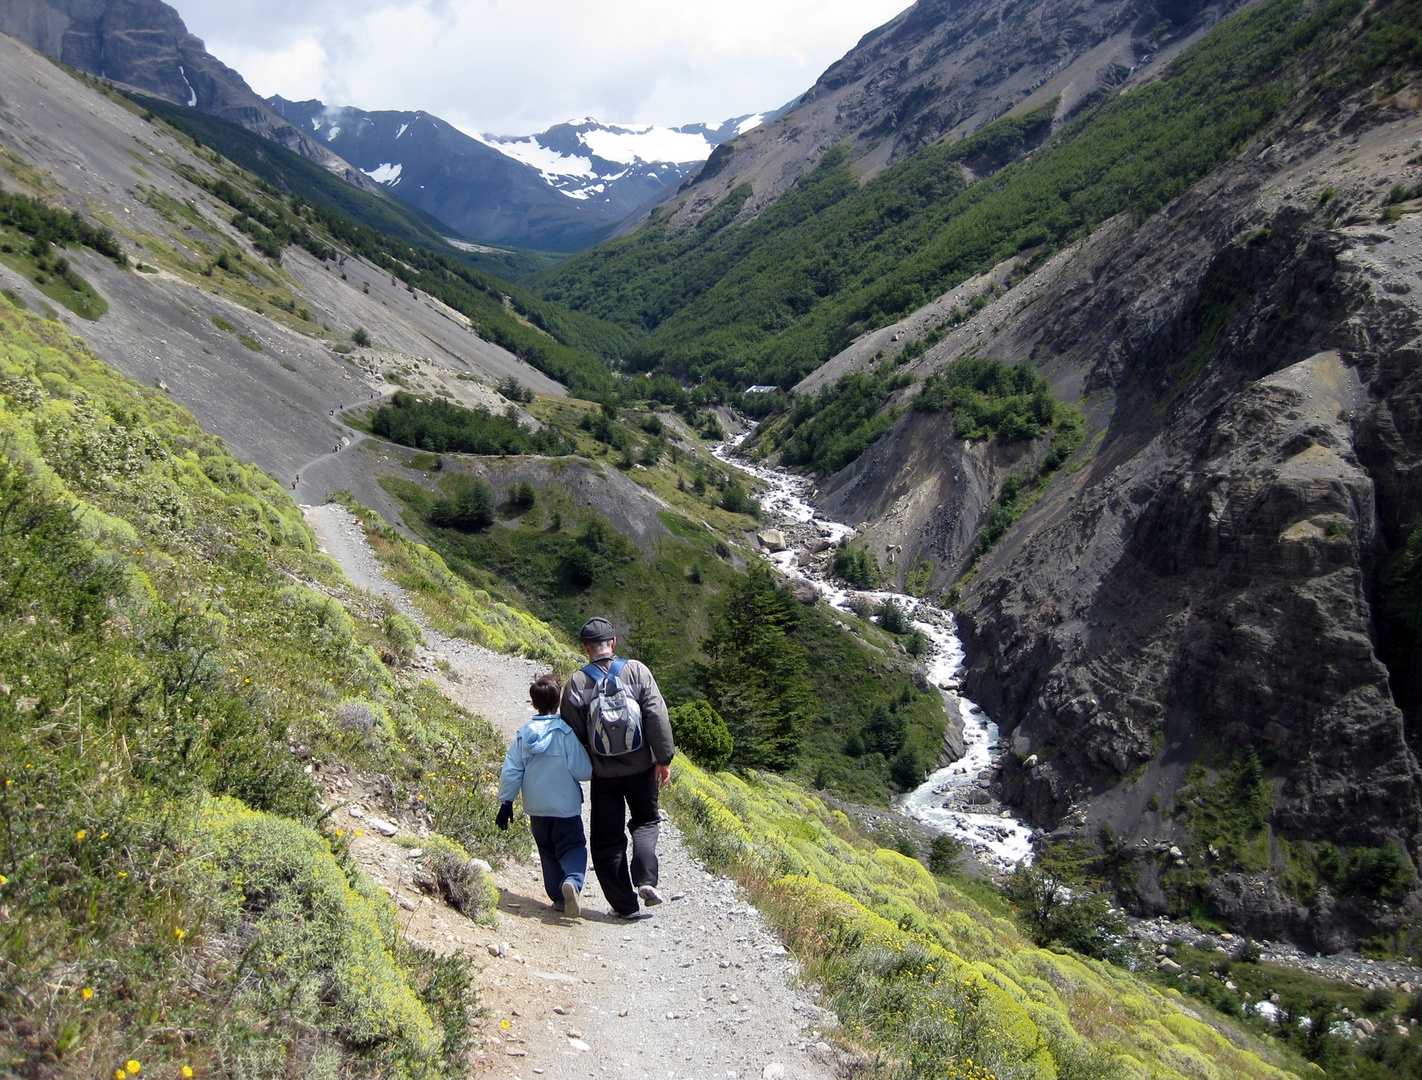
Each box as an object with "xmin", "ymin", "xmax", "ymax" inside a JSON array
[
  {"xmin": 495, "ymin": 801, "xmax": 513, "ymax": 831},
  {"xmin": 654, "ymin": 763, "xmax": 671, "ymax": 788}
]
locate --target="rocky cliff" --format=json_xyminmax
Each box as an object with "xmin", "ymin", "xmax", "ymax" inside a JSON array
[
  {"xmin": 811, "ymin": 77, "xmax": 1422, "ymax": 947},
  {"xmin": 642, "ymin": 0, "xmax": 1252, "ymax": 233},
  {"xmin": 0, "ymin": 0, "xmax": 377, "ymax": 190}
]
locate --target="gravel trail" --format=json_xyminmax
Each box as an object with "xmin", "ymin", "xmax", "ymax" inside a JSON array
[{"xmin": 304, "ymin": 503, "xmax": 840, "ymax": 1080}]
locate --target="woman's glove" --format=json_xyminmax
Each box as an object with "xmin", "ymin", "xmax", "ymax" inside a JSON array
[{"xmin": 496, "ymin": 801, "xmax": 514, "ymax": 831}]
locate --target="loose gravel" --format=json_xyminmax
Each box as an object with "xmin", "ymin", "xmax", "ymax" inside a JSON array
[{"xmin": 304, "ymin": 503, "xmax": 841, "ymax": 1079}]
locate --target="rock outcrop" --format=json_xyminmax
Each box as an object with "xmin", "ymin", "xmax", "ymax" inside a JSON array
[
  {"xmin": 813, "ymin": 80, "xmax": 1422, "ymax": 947},
  {"xmin": 0, "ymin": 0, "xmax": 376, "ymax": 189}
]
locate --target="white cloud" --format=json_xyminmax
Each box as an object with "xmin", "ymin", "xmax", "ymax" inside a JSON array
[{"xmin": 170, "ymin": 0, "xmax": 911, "ymax": 134}]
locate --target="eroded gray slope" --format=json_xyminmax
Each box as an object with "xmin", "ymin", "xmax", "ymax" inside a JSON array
[
  {"xmin": 0, "ymin": 32, "xmax": 561, "ymax": 504},
  {"xmin": 804, "ymin": 81, "xmax": 1422, "ymax": 948}
]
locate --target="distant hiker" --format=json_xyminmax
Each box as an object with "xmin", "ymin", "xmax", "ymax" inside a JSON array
[
  {"xmin": 560, "ymin": 617, "xmax": 675, "ymax": 919},
  {"xmin": 497, "ymin": 673, "xmax": 592, "ymax": 917}
]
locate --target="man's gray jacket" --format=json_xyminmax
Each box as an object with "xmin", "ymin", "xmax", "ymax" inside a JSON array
[{"xmin": 560, "ymin": 656, "xmax": 675, "ymax": 778}]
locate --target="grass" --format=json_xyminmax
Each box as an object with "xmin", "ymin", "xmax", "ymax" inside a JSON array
[
  {"xmin": 665, "ymin": 760, "xmax": 1304, "ymax": 1080},
  {"xmin": 0, "ymin": 231, "xmax": 107, "ymax": 320},
  {"xmin": 0, "ymin": 294, "xmax": 527, "ymax": 1077}
]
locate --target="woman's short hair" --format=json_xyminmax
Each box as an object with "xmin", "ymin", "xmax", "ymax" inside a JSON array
[{"xmin": 530, "ymin": 673, "xmax": 562, "ymax": 713}]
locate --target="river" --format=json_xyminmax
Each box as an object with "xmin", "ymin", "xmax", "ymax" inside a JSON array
[{"xmin": 713, "ymin": 431, "xmax": 1035, "ymax": 872}]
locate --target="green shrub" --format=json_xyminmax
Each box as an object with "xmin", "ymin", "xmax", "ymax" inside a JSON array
[
  {"xmin": 928, "ymin": 833, "xmax": 964, "ymax": 874},
  {"xmin": 833, "ymin": 543, "xmax": 879, "ymax": 588},
  {"xmin": 670, "ymin": 699, "xmax": 735, "ymax": 769}
]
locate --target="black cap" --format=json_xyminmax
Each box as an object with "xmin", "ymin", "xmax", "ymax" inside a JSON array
[{"xmin": 579, "ymin": 616, "xmax": 615, "ymax": 643}]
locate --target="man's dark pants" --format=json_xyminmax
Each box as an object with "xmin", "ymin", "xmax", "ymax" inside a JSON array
[{"xmin": 589, "ymin": 767, "xmax": 660, "ymax": 915}]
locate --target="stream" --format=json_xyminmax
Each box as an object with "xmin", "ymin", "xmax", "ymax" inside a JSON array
[{"xmin": 713, "ymin": 431, "xmax": 1035, "ymax": 872}]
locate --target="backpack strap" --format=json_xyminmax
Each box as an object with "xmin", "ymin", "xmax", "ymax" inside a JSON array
[{"xmin": 582, "ymin": 657, "xmax": 626, "ymax": 683}]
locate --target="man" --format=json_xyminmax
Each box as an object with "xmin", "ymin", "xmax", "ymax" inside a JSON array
[{"xmin": 560, "ymin": 616, "xmax": 675, "ymax": 918}]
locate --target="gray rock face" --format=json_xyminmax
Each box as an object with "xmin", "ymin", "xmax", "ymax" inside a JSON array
[
  {"xmin": 817, "ymin": 408, "xmax": 1046, "ymax": 580},
  {"xmin": 812, "ymin": 84, "xmax": 1422, "ymax": 947},
  {"xmin": 0, "ymin": 0, "xmax": 374, "ymax": 189}
]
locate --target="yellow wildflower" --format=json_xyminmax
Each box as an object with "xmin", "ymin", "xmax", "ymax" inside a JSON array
[
  {"xmin": 126, "ymin": 1061, "xmax": 140, "ymax": 1073},
  {"xmin": 75, "ymin": 830, "xmax": 87, "ymax": 841},
  {"xmin": 174, "ymin": 928, "xmax": 186, "ymax": 940},
  {"xmin": 82, "ymin": 987, "xmax": 93, "ymax": 999}
]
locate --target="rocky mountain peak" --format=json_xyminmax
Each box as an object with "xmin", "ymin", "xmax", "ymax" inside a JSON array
[
  {"xmin": 657, "ymin": 0, "xmax": 1252, "ymax": 230},
  {"xmin": 267, "ymin": 96, "xmax": 776, "ymax": 251},
  {"xmin": 0, "ymin": 0, "xmax": 377, "ymax": 190}
]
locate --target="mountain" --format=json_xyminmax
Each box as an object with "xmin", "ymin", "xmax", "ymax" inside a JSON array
[
  {"xmin": 268, "ymin": 98, "xmax": 776, "ymax": 252},
  {"xmin": 535, "ymin": 0, "xmax": 1422, "ymax": 952},
  {"xmin": 0, "ymin": 0, "xmax": 381, "ymax": 191},
  {"xmin": 635, "ymin": 0, "xmax": 1256, "ymax": 233}
]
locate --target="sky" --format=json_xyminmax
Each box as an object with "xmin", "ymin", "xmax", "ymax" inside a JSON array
[{"xmin": 170, "ymin": 0, "xmax": 912, "ymax": 138}]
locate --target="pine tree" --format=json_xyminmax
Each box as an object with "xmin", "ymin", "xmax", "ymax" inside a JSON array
[{"xmin": 697, "ymin": 562, "xmax": 811, "ymax": 770}]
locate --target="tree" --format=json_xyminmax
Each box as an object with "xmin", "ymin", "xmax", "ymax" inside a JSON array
[
  {"xmin": 669, "ymin": 700, "xmax": 734, "ymax": 769},
  {"xmin": 876, "ymin": 598, "xmax": 909, "ymax": 634},
  {"xmin": 861, "ymin": 704, "xmax": 906, "ymax": 757},
  {"xmin": 929, "ymin": 834, "xmax": 963, "ymax": 874},
  {"xmin": 351, "ymin": 326, "xmax": 371, "ymax": 347},
  {"xmin": 698, "ymin": 562, "xmax": 812, "ymax": 770},
  {"xmin": 429, "ymin": 476, "xmax": 495, "ymax": 531},
  {"xmin": 1003, "ymin": 842, "xmax": 1127, "ymax": 962},
  {"xmin": 889, "ymin": 745, "xmax": 924, "ymax": 790}
]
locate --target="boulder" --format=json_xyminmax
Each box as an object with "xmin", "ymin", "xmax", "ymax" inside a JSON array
[{"xmin": 756, "ymin": 528, "xmax": 787, "ymax": 552}]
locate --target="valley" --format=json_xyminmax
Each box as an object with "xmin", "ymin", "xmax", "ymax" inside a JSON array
[{"xmin": 2, "ymin": 0, "xmax": 1422, "ymax": 1075}]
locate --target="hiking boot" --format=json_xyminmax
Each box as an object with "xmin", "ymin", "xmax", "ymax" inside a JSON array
[
  {"xmin": 561, "ymin": 880, "xmax": 582, "ymax": 919},
  {"xmin": 637, "ymin": 884, "xmax": 664, "ymax": 907}
]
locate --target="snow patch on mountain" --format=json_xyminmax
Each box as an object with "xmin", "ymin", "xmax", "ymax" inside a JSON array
[
  {"xmin": 581, "ymin": 126, "xmax": 713, "ymax": 165},
  {"xmin": 364, "ymin": 162, "xmax": 403, "ymax": 185},
  {"xmin": 396, "ymin": 122, "xmax": 410, "ymax": 139},
  {"xmin": 477, "ymin": 136, "xmax": 596, "ymax": 181}
]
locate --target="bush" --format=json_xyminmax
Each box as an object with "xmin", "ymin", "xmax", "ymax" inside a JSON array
[
  {"xmin": 351, "ymin": 326, "xmax": 371, "ymax": 347},
  {"xmin": 929, "ymin": 834, "xmax": 963, "ymax": 874},
  {"xmin": 670, "ymin": 700, "xmax": 735, "ymax": 769},
  {"xmin": 834, "ymin": 544, "xmax": 879, "ymax": 588},
  {"xmin": 1003, "ymin": 854, "xmax": 1128, "ymax": 962},
  {"xmin": 429, "ymin": 476, "xmax": 496, "ymax": 531}
]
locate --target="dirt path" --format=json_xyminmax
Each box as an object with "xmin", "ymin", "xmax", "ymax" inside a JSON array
[
  {"xmin": 288, "ymin": 393, "xmax": 395, "ymax": 503},
  {"xmin": 304, "ymin": 504, "xmax": 840, "ymax": 1080}
]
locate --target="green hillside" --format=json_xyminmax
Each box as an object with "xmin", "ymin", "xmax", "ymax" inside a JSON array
[
  {"xmin": 0, "ymin": 295, "xmax": 1388, "ymax": 1078},
  {"xmin": 534, "ymin": 0, "xmax": 1421, "ymax": 392},
  {"xmin": 0, "ymin": 297, "xmax": 538, "ymax": 1076}
]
